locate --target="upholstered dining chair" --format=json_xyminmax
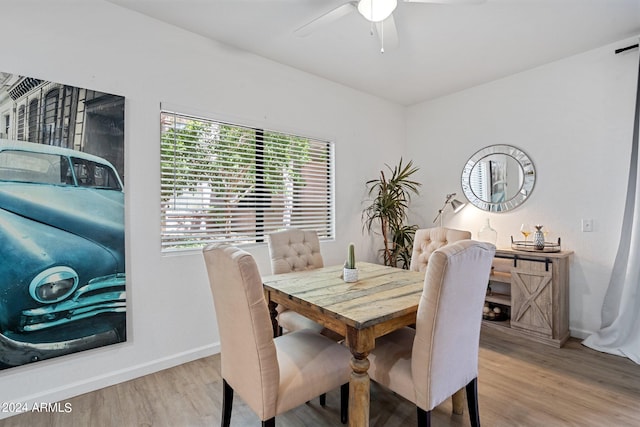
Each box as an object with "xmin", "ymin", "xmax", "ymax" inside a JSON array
[
  {"xmin": 368, "ymin": 240, "xmax": 496, "ymax": 427},
  {"xmin": 409, "ymin": 227, "xmax": 472, "ymax": 272},
  {"xmin": 267, "ymin": 228, "xmax": 325, "ymax": 334},
  {"xmin": 202, "ymin": 244, "xmax": 351, "ymax": 427},
  {"xmin": 409, "ymin": 226, "xmax": 474, "ymax": 414}
]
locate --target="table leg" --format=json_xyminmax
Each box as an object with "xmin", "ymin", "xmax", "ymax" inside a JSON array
[
  {"xmin": 349, "ymin": 352, "xmax": 370, "ymax": 427},
  {"xmin": 452, "ymin": 388, "xmax": 465, "ymax": 415},
  {"xmin": 267, "ymin": 299, "xmax": 279, "ymax": 338},
  {"xmin": 346, "ymin": 327, "xmax": 374, "ymax": 427}
]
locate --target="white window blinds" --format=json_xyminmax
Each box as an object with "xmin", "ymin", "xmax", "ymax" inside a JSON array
[
  {"xmin": 160, "ymin": 111, "xmax": 334, "ymax": 252},
  {"xmin": 470, "ymin": 160, "xmax": 489, "ymax": 203}
]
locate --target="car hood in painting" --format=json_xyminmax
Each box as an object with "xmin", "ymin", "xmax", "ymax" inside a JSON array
[{"xmin": 0, "ymin": 183, "xmax": 124, "ymax": 261}]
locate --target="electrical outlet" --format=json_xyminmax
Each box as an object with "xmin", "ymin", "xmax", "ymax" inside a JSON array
[{"xmin": 582, "ymin": 219, "xmax": 593, "ymax": 232}]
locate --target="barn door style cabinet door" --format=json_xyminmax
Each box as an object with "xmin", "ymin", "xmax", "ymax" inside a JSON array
[{"xmin": 483, "ymin": 249, "xmax": 573, "ymax": 347}]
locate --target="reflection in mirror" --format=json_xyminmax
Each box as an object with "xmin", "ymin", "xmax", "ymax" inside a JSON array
[
  {"xmin": 469, "ymin": 154, "xmax": 523, "ymax": 203},
  {"xmin": 462, "ymin": 145, "xmax": 535, "ymax": 212}
]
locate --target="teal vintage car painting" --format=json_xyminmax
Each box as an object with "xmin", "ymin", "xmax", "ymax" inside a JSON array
[{"xmin": 0, "ymin": 139, "xmax": 125, "ymax": 369}]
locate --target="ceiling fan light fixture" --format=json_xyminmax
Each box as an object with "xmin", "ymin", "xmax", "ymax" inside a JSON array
[{"xmin": 357, "ymin": 0, "xmax": 398, "ymax": 23}]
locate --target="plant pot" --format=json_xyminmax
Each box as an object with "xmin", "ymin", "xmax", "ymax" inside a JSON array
[{"xmin": 343, "ymin": 268, "xmax": 358, "ymax": 283}]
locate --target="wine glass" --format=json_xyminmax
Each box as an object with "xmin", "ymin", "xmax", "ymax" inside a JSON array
[{"xmin": 520, "ymin": 224, "xmax": 532, "ymax": 243}]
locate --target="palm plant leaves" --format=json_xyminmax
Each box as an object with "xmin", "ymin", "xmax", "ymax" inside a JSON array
[{"xmin": 362, "ymin": 158, "xmax": 421, "ymax": 268}]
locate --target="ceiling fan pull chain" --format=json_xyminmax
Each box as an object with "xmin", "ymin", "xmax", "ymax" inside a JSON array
[{"xmin": 380, "ymin": 20, "xmax": 385, "ymax": 53}]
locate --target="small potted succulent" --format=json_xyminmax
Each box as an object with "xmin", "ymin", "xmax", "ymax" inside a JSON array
[{"xmin": 343, "ymin": 243, "xmax": 358, "ymax": 283}]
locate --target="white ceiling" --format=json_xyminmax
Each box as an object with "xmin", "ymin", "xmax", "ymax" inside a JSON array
[{"xmin": 109, "ymin": 0, "xmax": 640, "ymax": 106}]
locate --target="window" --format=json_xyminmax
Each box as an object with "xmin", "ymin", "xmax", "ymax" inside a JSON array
[
  {"xmin": 70, "ymin": 157, "xmax": 122, "ymax": 190},
  {"xmin": 0, "ymin": 149, "xmax": 121, "ymax": 190},
  {"xmin": 160, "ymin": 111, "xmax": 334, "ymax": 252},
  {"xmin": 43, "ymin": 89, "xmax": 59, "ymax": 145},
  {"xmin": 16, "ymin": 105, "xmax": 25, "ymax": 140},
  {"xmin": 28, "ymin": 99, "xmax": 39, "ymax": 143},
  {"xmin": 3, "ymin": 114, "xmax": 9, "ymax": 137}
]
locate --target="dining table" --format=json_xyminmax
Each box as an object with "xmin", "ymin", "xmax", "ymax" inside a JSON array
[{"xmin": 262, "ymin": 261, "xmax": 465, "ymax": 427}]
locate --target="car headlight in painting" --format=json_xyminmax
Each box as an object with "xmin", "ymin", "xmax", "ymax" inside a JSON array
[{"xmin": 29, "ymin": 266, "xmax": 79, "ymax": 303}]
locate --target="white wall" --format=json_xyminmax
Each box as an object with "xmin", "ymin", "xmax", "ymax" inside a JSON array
[
  {"xmin": 405, "ymin": 37, "xmax": 639, "ymax": 338},
  {"xmin": 1, "ymin": 0, "xmax": 637, "ymax": 415},
  {"xmin": 0, "ymin": 1, "xmax": 404, "ymax": 415}
]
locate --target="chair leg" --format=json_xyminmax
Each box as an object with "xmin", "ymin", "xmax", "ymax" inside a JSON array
[
  {"xmin": 222, "ymin": 379, "xmax": 233, "ymax": 427},
  {"xmin": 340, "ymin": 383, "xmax": 349, "ymax": 424},
  {"xmin": 417, "ymin": 407, "xmax": 431, "ymax": 427},
  {"xmin": 262, "ymin": 418, "xmax": 275, "ymax": 427},
  {"xmin": 320, "ymin": 393, "xmax": 326, "ymax": 406},
  {"xmin": 465, "ymin": 377, "xmax": 481, "ymax": 427}
]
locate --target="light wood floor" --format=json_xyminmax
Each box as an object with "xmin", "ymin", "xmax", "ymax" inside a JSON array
[{"xmin": 2, "ymin": 327, "xmax": 640, "ymax": 427}]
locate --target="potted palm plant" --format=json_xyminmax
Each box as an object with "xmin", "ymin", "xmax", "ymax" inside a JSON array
[{"xmin": 362, "ymin": 158, "xmax": 421, "ymax": 269}]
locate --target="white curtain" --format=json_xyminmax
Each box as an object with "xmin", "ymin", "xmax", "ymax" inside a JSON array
[{"xmin": 583, "ymin": 46, "xmax": 640, "ymax": 364}]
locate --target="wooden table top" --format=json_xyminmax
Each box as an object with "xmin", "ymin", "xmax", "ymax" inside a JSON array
[{"xmin": 262, "ymin": 262, "xmax": 425, "ymax": 330}]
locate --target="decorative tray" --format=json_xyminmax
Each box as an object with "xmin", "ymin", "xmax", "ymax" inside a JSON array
[{"xmin": 510, "ymin": 237, "xmax": 561, "ymax": 253}]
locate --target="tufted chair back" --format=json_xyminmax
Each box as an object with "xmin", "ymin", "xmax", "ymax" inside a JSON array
[
  {"xmin": 268, "ymin": 228, "xmax": 324, "ymax": 274},
  {"xmin": 203, "ymin": 244, "xmax": 352, "ymax": 425},
  {"xmin": 202, "ymin": 244, "xmax": 279, "ymax": 419},
  {"xmin": 409, "ymin": 227, "xmax": 472, "ymax": 272},
  {"xmin": 367, "ymin": 240, "xmax": 495, "ymax": 427},
  {"xmin": 412, "ymin": 240, "xmax": 495, "ymax": 412},
  {"xmin": 267, "ymin": 228, "xmax": 327, "ymax": 334}
]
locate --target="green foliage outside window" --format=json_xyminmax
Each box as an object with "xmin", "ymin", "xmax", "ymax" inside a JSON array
[{"xmin": 160, "ymin": 112, "xmax": 329, "ymax": 251}]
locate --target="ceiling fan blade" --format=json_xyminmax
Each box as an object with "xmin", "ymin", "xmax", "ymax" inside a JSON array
[
  {"xmin": 374, "ymin": 14, "xmax": 399, "ymax": 52},
  {"xmin": 294, "ymin": 2, "xmax": 357, "ymax": 37},
  {"xmin": 403, "ymin": 0, "xmax": 486, "ymax": 4}
]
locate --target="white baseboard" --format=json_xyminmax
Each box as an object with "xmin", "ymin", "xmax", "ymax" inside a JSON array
[
  {"xmin": 0, "ymin": 343, "xmax": 220, "ymax": 420},
  {"xmin": 570, "ymin": 328, "xmax": 592, "ymax": 340}
]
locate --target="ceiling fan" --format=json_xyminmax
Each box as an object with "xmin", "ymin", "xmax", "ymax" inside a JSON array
[{"xmin": 295, "ymin": 0, "xmax": 486, "ymax": 53}]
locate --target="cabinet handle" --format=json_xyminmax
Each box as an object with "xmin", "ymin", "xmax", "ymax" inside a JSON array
[{"xmin": 494, "ymin": 253, "xmax": 553, "ymax": 271}]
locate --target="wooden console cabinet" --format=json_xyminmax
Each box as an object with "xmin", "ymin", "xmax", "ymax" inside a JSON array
[{"xmin": 482, "ymin": 248, "xmax": 573, "ymax": 347}]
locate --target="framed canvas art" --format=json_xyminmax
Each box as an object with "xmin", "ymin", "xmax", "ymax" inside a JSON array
[{"xmin": 0, "ymin": 72, "xmax": 125, "ymax": 370}]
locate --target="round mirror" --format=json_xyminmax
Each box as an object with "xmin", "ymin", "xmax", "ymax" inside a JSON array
[{"xmin": 461, "ymin": 145, "xmax": 535, "ymax": 212}]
